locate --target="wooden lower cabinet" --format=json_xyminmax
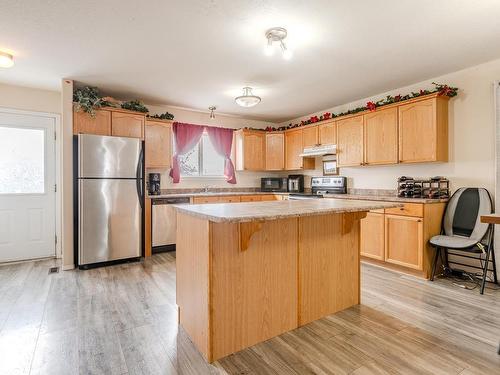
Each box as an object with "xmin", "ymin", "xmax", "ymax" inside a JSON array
[
  {"xmin": 385, "ymin": 214, "xmax": 424, "ymax": 270},
  {"xmin": 360, "ymin": 201, "xmax": 445, "ymax": 278},
  {"xmin": 240, "ymin": 195, "xmax": 262, "ymax": 202},
  {"xmin": 360, "ymin": 212, "xmax": 385, "ymax": 261}
]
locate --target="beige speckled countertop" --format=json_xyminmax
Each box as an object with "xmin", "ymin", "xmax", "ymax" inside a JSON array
[{"xmin": 174, "ymin": 199, "xmax": 402, "ymax": 223}]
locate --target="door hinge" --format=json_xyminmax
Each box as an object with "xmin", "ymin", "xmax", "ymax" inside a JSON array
[
  {"xmin": 54, "ymin": 184, "xmax": 57, "ymax": 193},
  {"xmin": 54, "ymin": 131, "xmax": 57, "ymax": 140},
  {"xmin": 55, "ymin": 234, "xmax": 58, "ymax": 245}
]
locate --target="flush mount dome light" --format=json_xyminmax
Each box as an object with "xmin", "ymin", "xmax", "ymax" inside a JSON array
[
  {"xmin": 265, "ymin": 27, "xmax": 292, "ymax": 60},
  {"xmin": 235, "ymin": 87, "xmax": 261, "ymax": 108},
  {"xmin": 0, "ymin": 51, "xmax": 14, "ymax": 68}
]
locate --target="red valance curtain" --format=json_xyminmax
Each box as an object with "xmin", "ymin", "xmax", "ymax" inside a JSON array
[{"xmin": 169, "ymin": 122, "xmax": 237, "ymax": 184}]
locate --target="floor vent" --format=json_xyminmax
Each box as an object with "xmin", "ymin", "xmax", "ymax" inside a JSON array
[{"xmin": 48, "ymin": 266, "xmax": 59, "ymax": 274}]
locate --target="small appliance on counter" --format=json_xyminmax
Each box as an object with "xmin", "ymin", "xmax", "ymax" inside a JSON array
[
  {"xmin": 148, "ymin": 173, "xmax": 161, "ymax": 195},
  {"xmin": 288, "ymin": 174, "xmax": 304, "ymax": 193},
  {"xmin": 289, "ymin": 176, "xmax": 347, "ymax": 200},
  {"xmin": 261, "ymin": 177, "xmax": 288, "ymax": 192},
  {"xmin": 397, "ymin": 176, "xmax": 449, "ymax": 199}
]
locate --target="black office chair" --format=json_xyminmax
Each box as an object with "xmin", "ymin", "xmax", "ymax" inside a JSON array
[{"xmin": 429, "ymin": 187, "xmax": 498, "ymax": 294}]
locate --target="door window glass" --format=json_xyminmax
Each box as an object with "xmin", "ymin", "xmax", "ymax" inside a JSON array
[{"xmin": 0, "ymin": 126, "xmax": 45, "ymax": 194}]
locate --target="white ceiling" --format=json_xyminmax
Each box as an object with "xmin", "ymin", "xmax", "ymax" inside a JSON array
[{"xmin": 1, "ymin": 0, "xmax": 500, "ymax": 122}]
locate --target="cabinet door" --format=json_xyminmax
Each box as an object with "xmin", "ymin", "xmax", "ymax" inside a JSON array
[
  {"xmin": 319, "ymin": 121, "xmax": 336, "ymax": 145},
  {"xmin": 385, "ymin": 215, "xmax": 423, "ymax": 270},
  {"xmin": 111, "ymin": 112, "xmax": 145, "ymax": 139},
  {"xmin": 302, "ymin": 126, "xmax": 318, "ymax": 148},
  {"xmin": 337, "ymin": 115, "xmax": 364, "ymax": 167},
  {"xmin": 73, "ymin": 109, "xmax": 111, "ymax": 135},
  {"xmin": 260, "ymin": 194, "xmax": 278, "ymax": 201},
  {"xmin": 265, "ymin": 132, "xmax": 284, "ymax": 170},
  {"xmin": 360, "ymin": 212, "xmax": 385, "ymax": 260},
  {"xmin": 145, "ymin": 121, "xmax": 172, "ymax": 168},
  {"xmin": 243, "ymin": 132, "xmax": 265, "ymax": 171},
  {"xmin": 285, "ymin": 129, "xmax": 303, "ymax": 170},
  {"xmin": 398, "ymin": 98, "xmax": 443, "ymax": 163},
  {"xmin": 364, "ymin": 108, "xmax": 398, "ymax": 165}
]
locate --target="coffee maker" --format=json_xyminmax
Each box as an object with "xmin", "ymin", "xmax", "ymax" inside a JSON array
[
  {"xmin": 288, "ymin": 174, "xmax": 304, "ymax": 193},
  {"xmin": 148, "ymin": 173, "xmax": 161, "ymax": 195}
]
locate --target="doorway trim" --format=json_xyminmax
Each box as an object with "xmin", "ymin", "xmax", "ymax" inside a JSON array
[{"xmin": 0, "ymin": 106, "xmax": 62, "ymax": 258}]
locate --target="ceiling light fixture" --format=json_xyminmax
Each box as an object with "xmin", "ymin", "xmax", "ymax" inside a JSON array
[
  {"xmin": 265, "ymin": 27, "xmax": 292, "ymax": 60},
  {"xmin": 0, "ymin": 51, "xmax": 14, "ymax": 68},
  {"xmin": 235, "ymin": 87, "xmax": 261, "ymax": 108},
  {"xmin": 209, "ymin": 106, "xmax": 216, "ymax": 119}
]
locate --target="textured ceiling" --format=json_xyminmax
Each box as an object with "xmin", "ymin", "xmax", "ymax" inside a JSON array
[{"xmin": 1, "ymin": 0, "xmax": 500, "ymax": 122}]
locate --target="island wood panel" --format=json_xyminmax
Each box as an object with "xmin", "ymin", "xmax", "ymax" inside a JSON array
[
  {"xmin": 265, "ymin": 132, "xmax": 285, "ymax": 170},
  {"xmin": 318, "ymin": 120, "xmax": 336, "ymax": 145},
  {"xmin": 302, "ymin": 125, "xmax": 319, "ymax": 147},
  {"xmin": 298, "ymin": 213, "xmax": 362, "ymax": 325},
  {"xmin": 176, "ymin": 213, "xmax": 211, "ymax": 359},
  {"xmin": 210, "ymin": 218, "xmax": 298, "ymax": 361},
  {"xmin": 337, "ymin": 115, "xmax": 364, "ymax": 167},
  {"xmin": 111, "ymin": 111, "xmax": 145, "ymax": 139},
  {"xmin": 73, "ymin": 109, "xmax": 111, "ymax": 135},
  {"xmin": 360, "ymin": 212, "xmax": 385, "ymax": 260},
  {"xmin": 363, "ymin": 107, "xmax": 398, "ymax": 165}
]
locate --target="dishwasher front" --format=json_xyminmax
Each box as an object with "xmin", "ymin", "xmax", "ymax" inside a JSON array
[{"xmin": 152, "ymin": 197, "xmax": 190, "ymax": 253}]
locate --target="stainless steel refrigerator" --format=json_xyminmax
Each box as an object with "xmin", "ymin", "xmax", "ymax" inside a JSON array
[{"xmin": 75, "ymin": 134, "xmax": 143, "ymax": 268}]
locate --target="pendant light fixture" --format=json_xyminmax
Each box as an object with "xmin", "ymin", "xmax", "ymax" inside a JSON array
[
  {"xmin": 264, "ymin": 27, "xmax": 292, "ymax": 60},
  {"xmin": 235, "ymin": 87, "xmax": 261, "ymax": 108},
  {"xmin": 209, "ymin": 106, "xmax": 216, "ymax": 119},
  {"xmin": 0, "ymin": 51, "xmax": 14, "ymax": 68}
]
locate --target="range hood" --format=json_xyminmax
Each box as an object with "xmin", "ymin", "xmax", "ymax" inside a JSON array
[{"xmin": 299, "ymin": 144, "xmax": 337, "ymax": 157}]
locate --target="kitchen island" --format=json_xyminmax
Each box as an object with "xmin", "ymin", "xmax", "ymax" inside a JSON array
[{"xmin": 175, "ymin": 199, "xmax": 400, "ymax": 362}]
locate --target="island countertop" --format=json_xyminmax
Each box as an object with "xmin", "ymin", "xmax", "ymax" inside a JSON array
[{"xmin": 174, "ymin": 198, "xmax": 402, "ymax": 223}]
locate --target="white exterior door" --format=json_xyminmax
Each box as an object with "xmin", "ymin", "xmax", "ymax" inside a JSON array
[{"xmin": 0, "ymin": 111, "xmax": 56, "ymax": 262}]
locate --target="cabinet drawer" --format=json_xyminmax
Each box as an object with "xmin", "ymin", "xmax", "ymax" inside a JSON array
[
  {"xmin": 193, "ymin": 196, "xmax": 220, "ymax": 204},
  {"xmin": 385, "ymin": 203, "xmax": 423, "ymax": 217},
  {"xmin": 219, "ymin": 196, "xmax": 241, "ymax": 203},
  {"xmin": 369, "ymin": 208, "xmax": 385, "ymax": 214},
  {"xmin": 240, "ymin": 195, "xmax": 262, "ymax": 202}
]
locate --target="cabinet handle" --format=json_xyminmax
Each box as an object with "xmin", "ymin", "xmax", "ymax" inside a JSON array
[
  {"xmin": 400, "ymin": 207, "xmax": 405, "ymax": 210},
  {"xmin": 417, "ymin": 219, "xmax": 422, "ymax": 222}
]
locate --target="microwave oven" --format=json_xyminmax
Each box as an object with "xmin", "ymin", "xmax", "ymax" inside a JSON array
[{"xmin": 261, "ymin": 177, "xmax": 288, "ymax": 192}]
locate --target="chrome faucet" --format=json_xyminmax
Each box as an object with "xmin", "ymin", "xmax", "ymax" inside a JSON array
[{"xmin": 203, "ymin": 185, "xmax": 212, "ymax": 193}]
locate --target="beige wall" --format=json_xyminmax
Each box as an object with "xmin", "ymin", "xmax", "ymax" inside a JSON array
[
  {"xmin": 280, "ymin": 58, "xmax": 500, "ymax": 194},
  {"xmin": 146, "ymin": 104, "xmax": 282, "ymax": 189},
  {"xmin": 0, "ymin": 82, "xmax": 60, "ymax": 113}
]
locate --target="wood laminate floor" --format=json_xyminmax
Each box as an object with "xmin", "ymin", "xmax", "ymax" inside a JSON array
[{"xmin": 0, "ymin": 253, "xmax": 498, "ymax": 375}]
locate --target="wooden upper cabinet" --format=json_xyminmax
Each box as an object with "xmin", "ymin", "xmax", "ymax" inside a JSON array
[
  {"xmin": 302, "ymin": 126, "xmax": 319, "ymax": 148},
  {"xmin": 318, "ymin": 121, "xmax": 336, "ymax": 145},
  {"xmin": 145, "ymin": 120, "xmax": 172, "ymax": 169},
  {"xmin": 398, "ymin": 96, "xmax": 448, "ymax": 163},
  {"xmin": 385, "ymin": 214, "xmax": 423, "ymax": 270},
  {"xmin": 265, "ymin": 132, "xmax": 285, "ymax": 170},
  {"xmin": 337, "ymin": 115, "xmax": 364, "ymax": 167},
  {"xmin": 235, "ymin": 130, "xmax": 265, "ymax": 171},
  {"xmin": 111, "ymin": 111, "xmax": 145, "ymax": 139},
  {"xmin": 364, "ymin": 107, "xmax": 398, "ymax": 165},
  {"xmin": 285, "ymin": 129, "xmax": 303, "ymax": 170},
  {"xmin": 73, "ymin": 109, "xmax": 111, "ymax": 136}
]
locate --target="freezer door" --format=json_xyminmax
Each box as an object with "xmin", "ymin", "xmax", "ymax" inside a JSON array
[
  {"xmin": 79, "ymin": 178, "xmax": 142, "ymax": 265},
  {"xmin": 79, "ymin": 134, "xmax": 142, "ymax": 178}
]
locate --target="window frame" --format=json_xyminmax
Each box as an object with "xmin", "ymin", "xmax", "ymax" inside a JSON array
[{"xmin": 179, "ymin": 131, "xmax": 226, "ymax": 178}]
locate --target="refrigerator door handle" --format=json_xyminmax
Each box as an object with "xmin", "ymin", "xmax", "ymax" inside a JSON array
[{"xmin": 136, "ymin": 147, "xmax": 144, "ymax": 208}]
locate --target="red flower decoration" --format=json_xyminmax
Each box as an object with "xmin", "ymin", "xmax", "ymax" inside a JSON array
[
  {"xmin": 323, "ymin": 112, "xmax": 331, "ymax": 120},
  {"xmin": 437, "ymin": 85, "xmax": 452, "ymax": 96},
  {"xmin": 419, "ymin": 89, "xmax": 426, "ymax": 95},
  {"xmin": 366, "ymin": 101, "xmax": 376, "ymax": 111},
  {"xmin": 394, "ymin": 95, "xmax": 401, "ymax": 102}
]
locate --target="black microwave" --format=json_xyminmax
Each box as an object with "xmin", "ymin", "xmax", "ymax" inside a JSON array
[{"xmin": 261, "ymin": 177, "xmax": 288, "ymax": 192}]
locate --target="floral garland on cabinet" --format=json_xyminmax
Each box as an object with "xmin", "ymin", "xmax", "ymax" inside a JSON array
[{"xmin": 258, "ymin": 82, "xmax": 458, "ymax": 132}]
